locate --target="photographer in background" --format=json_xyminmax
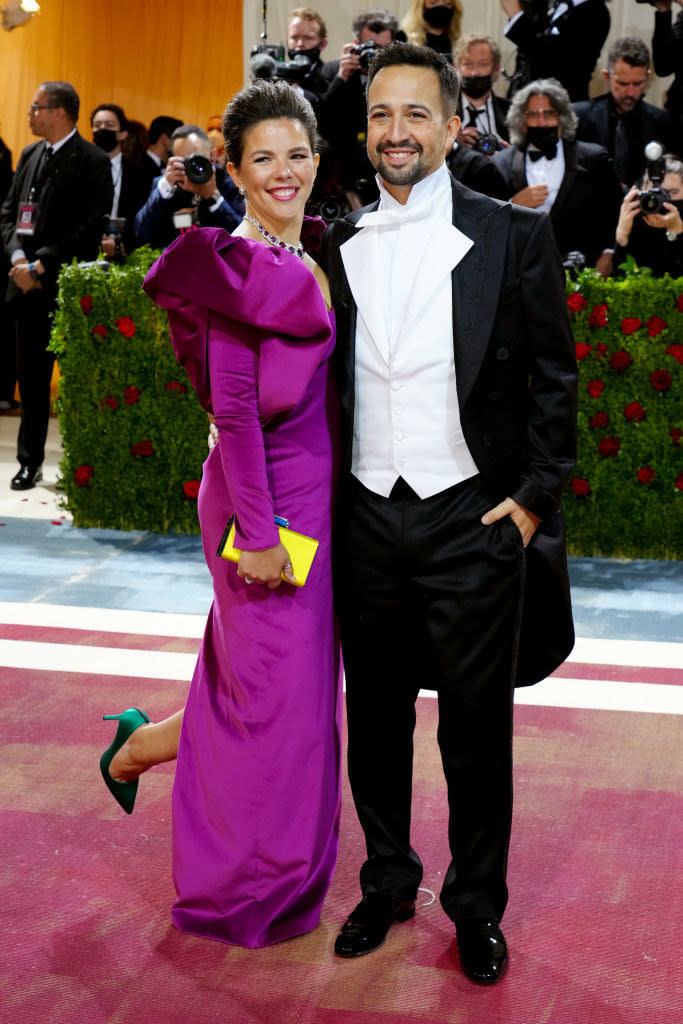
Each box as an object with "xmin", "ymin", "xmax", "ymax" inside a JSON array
[
  {"xmin": 454, "ymin": 33, "xmax": 510, "ymax": 152},
  {"xmin": 91, "ymin": 103, "xmax": 151, "ymax": 259},
  {"xmin": 319, "ymin": 9, "xmax": 400, "ymax": 208},
  {"xmin": 286, "ymin": 7, "xmax": 336, "ymax": 113},
  {"xmin": 501, "ymin": 0, "xmax": 610, "ymax": 102},
  {"xmin": 653, "ymin": 1, "xmax": 683, "ymax": 128},
  {"xmin": 613, "ymin": 149, "xmax": 683, "ymax": 275},
  {"xmin": 135, "ymin": 125, "xmax": 243, "ymax": 250}
]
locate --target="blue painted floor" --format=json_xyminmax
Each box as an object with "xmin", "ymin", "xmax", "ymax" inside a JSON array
[{"xmin": 1, "ymin": 516, "xmax": 682, "ymax": 643}]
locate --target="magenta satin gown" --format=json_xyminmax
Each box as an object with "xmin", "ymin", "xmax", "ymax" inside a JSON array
[{"xmin": 143, "ymin": 227, "xmax": 342, "ymax": 947}]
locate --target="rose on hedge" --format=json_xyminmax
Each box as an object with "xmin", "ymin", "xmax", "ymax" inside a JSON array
[
  {"xmin": 587, "ymin": 379, "xmax": 605, "ymax": 398},
  {"xmin": 124, "ymin": 385, "xmax": 142, "ymax": 405},
  {"xmin": 637, "ymin": 466, "xmax": 656, "ymax": 484},
  {"xmin": 131, "ymin": 440, "xmax": 154, "ymax": 457},
  {"xmin": 666, "ymin": 344, "xmax": 683, "ymax": 365},
  {"xmin": 91, "ymin": 325, "xmax": 107, "ymax": 339},
  {"xmin": 117, "ymin": 316, "xmax": 137, "ymax": 338},
  {"xmin": 646, "ymin": 315, "xmax": 667, "ymax": 338},
  {"xmin": 570, "ymin": 477, "xmax": 591, "ymax": 496},
  {"xmin": 624, "ymin": 401, "xmax": 646, "ymax": 422},
  {"xmin": 670, "ymin": 428, "xmax": 682, "ymax": 446},
  {"xmin": 79, "ymin": 295, "xmax": 93, "ymax": 315},
  {"xmin": 598, "ymin": 436, "xmax": 621, "ymax": 457},
  {"xmin": 595, "ymin": 342, "xmax": 608, "ymax": 359},
  {"xmin": 610, "ymin": 349, "xmax": 631, "ymax": 372},
  {"xmin": 677, "ymin": 473, "xmax": 683, "ymax": 491},
  {"xmin": 183, "ymin": 479, "xmax": 200, "ymax": 499},
  {"xmin": 101, "ymin": 396, "xmax": 118, "ymax": 410},
  {"xmin": 588, "ymin": 304, "xmax": 608, "ymax": 328},
  {"xmin": 567, "ymin": 293, "xmax": 588, "ymax": 313},
  {"xmin": 651, "ymin": 369, "xmax": 673, "ymax": 392},
  {"xmin": 166, "ymin": 381, "xmax": 187, "ymax": 394},
  {"xmin": 621, "ymin": 317, "xmax": 641, "ymax": 335},
  {"xmin": 590, "ymin": 412, "xmax": 609, "ymax": 429},
  {"xmin": 74, "ymin": 464, "xmax": 94, "ymax": 486},
  {"xmin": 575, "ymin": 342, "xmax": 592, "ymax": 361}
]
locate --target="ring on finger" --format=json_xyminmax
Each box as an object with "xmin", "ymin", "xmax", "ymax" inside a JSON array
[{"xmin": 244, "ymin": 576, "xmax": 255, "ymax": 584}]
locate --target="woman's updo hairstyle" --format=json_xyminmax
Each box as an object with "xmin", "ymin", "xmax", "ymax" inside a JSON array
[{"xmin": 223, "ymin": 79, "xmax": 317, "ymax": 168}]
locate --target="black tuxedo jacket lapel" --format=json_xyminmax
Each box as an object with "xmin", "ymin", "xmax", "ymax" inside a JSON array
[
  {"xmin": 509, "ymin": 146, "xmax": 527, "ymax": 194},
  {"xmin": 549, "ymin": 140, "xmax": 577, "ymax": 224}
]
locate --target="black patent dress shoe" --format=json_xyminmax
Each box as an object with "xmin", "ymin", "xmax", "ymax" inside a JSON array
[
  {"xmin": 456, "ymin": 918, "xmax": 509, "ymax": 985},
  {"xmin": 10, "ymin": 464, "xmax": 43, "ymax": 490},
  {"xmin": 334, "ymin": 893, "xmax": 416, "ymax": 958}
]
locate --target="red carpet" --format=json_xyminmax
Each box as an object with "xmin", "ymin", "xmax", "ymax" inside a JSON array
[{"xmin": 0, "ymin": 627, "xmax": 680, "ymax": 1023}]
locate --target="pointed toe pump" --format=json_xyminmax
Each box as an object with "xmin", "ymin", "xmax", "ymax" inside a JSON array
[{"xmin": 100, "ymin": 708, "xmax": 151, "ymax": 814}]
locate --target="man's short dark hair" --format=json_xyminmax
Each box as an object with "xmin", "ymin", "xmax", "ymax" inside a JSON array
[
  {"xmin": 223, "ymin": 79, "xmax": 317, "ymax": 167},
  {"xmin": 366, "ymin": 41, "xmax": 461, "ymax": 118},
  {"xmin": 352, "ymin": 9, "xmax": 399, "ymax": 41},
  {"xmin": 607, "ymin": 37, "xmax": 650, "ymax": 75},
  {"xmin": 90, "ymin": 103, "xmax": 128, "ymax": 131},
  {"xmin": 41, "ymin": 81, "xmax": 79, "ymax": 122},
  {"xmin": 149, "ymin": 116, "xmax": 183, "ymax": 144}
]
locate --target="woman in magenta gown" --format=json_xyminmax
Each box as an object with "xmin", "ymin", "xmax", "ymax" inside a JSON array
[{"xmin": 100, "ymin": 82, "xmax": 342, "ymax": 948}]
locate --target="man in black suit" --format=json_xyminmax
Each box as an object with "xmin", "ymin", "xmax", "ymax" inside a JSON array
[
  {"xmin": 574, "ymin": 36, "xmax": 677, "ymax": 191},
  {"xmin": 142, "ymin": 115, "xmax": 182, "ymax": 184},
  {"xmin": 501, "ymin": 0, "xmax": 610, "ymax": 102},
  {"xmin": 322, "ymin": 43, "xmax": 577, "ymax": 985},
  {"xmin": 494, "ymin": 78, "xmax": 622, "ymax": 273},
  {"xmin": 286, "ymin": 7, "xmax": 337, "ymax": 115},
  {"xmin": 90, "ymin": 103, "xmax": 152, "ymax": 257},
  {"xmin": 0, "ymin": 81, "xmax": 112, "ymax": 490},
  {"xmin": 453, "ymin": 32, "xmax": 510, "ymax": 152},
  {"xmin": 653, "ymin": 0, "xmax": 683, "ymax": 125}
]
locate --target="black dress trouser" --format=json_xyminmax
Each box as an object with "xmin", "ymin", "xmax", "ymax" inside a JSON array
[
  {"xmin": 14, "ymin": 288, "xmax": 55, "ymax": 467},
  {"xmin": 337, "ymin": 474, "xmax": 526, "ymax": 923}
]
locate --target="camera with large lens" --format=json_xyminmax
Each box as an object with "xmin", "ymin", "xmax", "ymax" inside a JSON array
[
  {"xmin": 474, "ymin": 133, "xmax": 502, "ymax": 157},
  {"xmin": 183, "ymin": 152, "xmax": 213, "ymax": 186},
  {"xmin": 638, "ymin": 141, "xmax": 670, "ymax": 215},
  {"xmin": 273, "ymin": 52, "xmax": 313, "ymax": 83},
  {"xmin": 351, "ymin": 38, "xmax": 379, "ymax": 73},
  {"xmin": 251, "ymin": 41, "xmax": 285, "ymax": 61}
]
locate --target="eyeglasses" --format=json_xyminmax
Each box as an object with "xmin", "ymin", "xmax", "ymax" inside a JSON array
[
  {"xmin": 28, "ymin": 104, "xmax": 54, "ymax": 113},
  {"xmin": 525, "ymin": 108, "xmax": 559, "ymax": 122}
]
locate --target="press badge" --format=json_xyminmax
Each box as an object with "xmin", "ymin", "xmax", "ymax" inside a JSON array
[{"xmin": 16, "ymin": 203, "xmax": 36, "ymax": 236}]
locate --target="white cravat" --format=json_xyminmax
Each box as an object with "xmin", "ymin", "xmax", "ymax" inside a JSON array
[{"xmin": 341, "ymin": 163, "xmax": 479, "ymax": 499}]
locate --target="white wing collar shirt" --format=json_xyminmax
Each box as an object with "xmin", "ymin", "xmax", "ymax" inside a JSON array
[
  {"xmin": 340, "ymin": 162, "xmax": 479, "ymax": 500},
  {"xmin": 525, "ymin": 138, "xmax": 565, "ymax": 215}
]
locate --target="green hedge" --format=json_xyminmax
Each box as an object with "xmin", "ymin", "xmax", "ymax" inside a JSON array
[
  {"xmin": 564, "ymin": 263, "xmax": 681, "ymax": 559},
  {"xmin": 49, "ymin": 249, "xmax": 208, "ymax": 533},
  {"xmin": 50, "ymin": 254, "xmax": 681, "ymax": 555}
]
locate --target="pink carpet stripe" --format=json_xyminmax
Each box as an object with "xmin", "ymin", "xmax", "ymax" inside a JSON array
[
  {"xmin": 551, "ymin": 662, "xmax": 683, "ymax": 686},
  {"xmin": 0, "ymin": 623, "xmax": 201, "ymax": 653}
]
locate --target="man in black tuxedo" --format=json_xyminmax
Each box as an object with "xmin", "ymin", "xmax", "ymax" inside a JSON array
[
  {"xmin": 90, "ymin": 103, "xmax": 153, "ymax": 257},
  {"xmin": 574, "ymin": 36, "xmax": 677, "ymax": 191},
  {"xmin": 322, "ymin": 43, "xmax": 577, "ymax": 985},
  {"xmin": 0, "ymin": 81, "xmax": 112, "ymax": 490},
  {"xmin": 494, "ymin": 78, "xmax": 622, "ymax": 272},
  {"xmin": 286, "ymin": 6, "xmax": 337, "ymax": 115},
  {"xmin": 453, "ymin": 32, "xmax": 510, "ymax": 152},
  {"xmin": 500, "ymin": 0, "xmax": 610, "ymax": 102},
  {"xmin": 142, "ymin": 116, "xmax": 182, "ymax": 183}
]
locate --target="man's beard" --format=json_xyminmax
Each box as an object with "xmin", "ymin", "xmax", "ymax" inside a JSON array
[{"xmin": 373, "ymin": 139, "xmax": 429, "ymax": 187}]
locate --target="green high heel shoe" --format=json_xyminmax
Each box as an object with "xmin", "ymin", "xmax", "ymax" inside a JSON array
[{"xmin": 100, "ymin": 708, "xmax": 151, "ymax": 814}]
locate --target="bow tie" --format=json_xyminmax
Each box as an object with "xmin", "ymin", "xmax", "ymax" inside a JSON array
[{"xmin": 528, "ymin": 144, "xmax": 557, "ymax": 162}]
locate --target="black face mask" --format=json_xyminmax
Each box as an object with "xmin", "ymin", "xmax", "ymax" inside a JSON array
[
  {"xmin": 287, "ymin": 45, "xmax": 321, "ymax": 64},
  {"xmin": 526, "ymin": 125, "xmax": 559, "ymax": 157},
  {"xmin": 93, "ymin": 128, "xmax": 119, "ymax": 154},
  {"xmin": 461, "ymin": 75, "xmax": 492, "ymax": 100},
  {"xmin": 423, "ymin": 5, "xmax": 454, "ymax": 29}
]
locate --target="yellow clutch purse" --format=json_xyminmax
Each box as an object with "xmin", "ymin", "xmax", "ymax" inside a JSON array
[{"xmin": 217, "ymin": 516, "xmax": 319, "ymax": 588}]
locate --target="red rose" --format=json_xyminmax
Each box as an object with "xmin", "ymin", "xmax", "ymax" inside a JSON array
[
  {"xmin": 637, "ymin": 466, "xmax": 656, "ymax": 485},
  {"xmin": 131, "ymin": 440, "xmax": 154, "ymax": 457},
  {"xmin": 666, "ymin": 344, "xmax": 683, "ymax": 365},
  {"xmin": 677, "ymin": 473, "xmax": 683, "ymax": 491},
  {"xmin": 590, "ymin": 412, "xmax": 609, "ymax": 429},
  {"xmin": 595, "ymin": 343, "xmax": 608, "ymax": 360},
  {"xmin": 621, "ymin": 317, "xmax": 641, "ymax": 335},
  {"xmin": 624, "ymin": 401, "xmax": 646, "ymax": 422},
  {"xmin": 116, "ymin": 316, "xmax": 136, "ymax": 338},
  {"xmin": 670, "ymin": 428, "xmax": 682, "ymax": 446},
  {"xmin": 610, "ymin": 349, "xmax": 631, "ymax": 372},
  {"xmin": 646, "ymin": 315, "xmax": 667, "ymax": 338},
  {"xmin": 570, "ymin": 477, "xmax": 591, "ymax": 496},
  {"xmin": 677, "ymin": 295, "xmax": 683, "ymax": 313},
  {"xmin": 575, "ymin": 342, "xmax": 592, "ymax": 361},
  {"xmin": 586, "ymin": 379, "xmax": 605, "ymax": 398},
  {"xmin": 567, "ymin": 293, "xmax": 588, "ymax": 313},
  {"xmin": 101, "ymin": 396, "xmax": 118, "ymax": 410},
  {"xmin": 183, "ymin": 479, "xmax": 201, "ymax": 499},
  {"xmin": 588, "ymin": 304, "xmax": 608, "ymax": 328},
  {"xmin": 166, "ymin": 381, "xmax": 187, "ymax": 394},
  {"xmin": 650, "ymin": 369, "xmax": 673, "ymax": 391},
  {"xmin": 124, "ymin": 385, "xmax": 142, "ymax": 405},
  {"xmin": 74, "ymin": 464, "xmax": 94, "ymax": 486},
  {"xmin": 598, "ymin": 436, "xmax": 621, "ymax": 458},
  {"xmin": 79, "ymin": 295, "xmax": 93, "ymax": 314},
  {"xmin": 91, "ymin": 325, "xmax": 107, "ymax": 339}
]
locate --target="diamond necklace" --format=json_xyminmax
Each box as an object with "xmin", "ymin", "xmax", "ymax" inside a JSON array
[{"xmin": 243, "ymin": 214, "xmax": 305, "ymax": 260}]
